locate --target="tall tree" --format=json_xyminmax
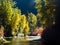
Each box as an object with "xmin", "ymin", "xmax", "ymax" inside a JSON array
[
  {"xmin": 1, "ymin": 0, "xmax": 15, "ymax": 25},
  {"xmin": 0, "ymin": 0, "xmax": 15, "ymax": 37},
  {"xmin": 19, "ymin": 15, "xmax": 30, "ymax": 37},
  {"xmin": 28, "ymin": 13, "xmax": 37, "ymax": 32},
  {"xmin": 44, "ymin": 0, "xmax": 56, "ymax": 25},
  {"xmin": 0, "ymin": 0, "xmax": 21, "ymax": 37},
  {"xmin": 23, "ymin": 21, "xmax": 30, "ymax": 37},
  {"xmin": 35, "ymin": 0, "xmax": 56, "ymax": 28},
  {"xmin": 19, "ymin": 15, "xmax": 27, "ymax": 33},
  {"xmin": 11, "ymin": 8, "xmax": 21, "ymax": 35}
]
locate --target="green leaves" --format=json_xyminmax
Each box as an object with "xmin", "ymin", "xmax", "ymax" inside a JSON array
[
  {"xmin": 28, "ymin": 13, "xmax": 37, "ymax": 32},
  {"xmin": 35, "ymin": 0, "xmax": 55, "ymax": 27},
  {"xmin": 0, "ymin": 0, "xmax": 56, "ymax": 37}
]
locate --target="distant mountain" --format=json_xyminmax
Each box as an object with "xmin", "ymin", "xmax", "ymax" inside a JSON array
[{"xmin": 13, "ymin": 0, "xmax": 37, "ymax": 15}]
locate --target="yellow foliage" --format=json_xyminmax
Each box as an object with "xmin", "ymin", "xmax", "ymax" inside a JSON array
[
  {"xmin": 21, "ymin": 15, "xmax": 27, "ymax": 29},
  {"xmin": 19, "ymin": 15, "xmax": 30, "ymax": 34},
  {"xmin": 24, "ymin": 22, "xmax": 29, "ymax": 34},
  {"xmin": 11, "ymin": 8, "xmax": 21, "ymax": 31}
]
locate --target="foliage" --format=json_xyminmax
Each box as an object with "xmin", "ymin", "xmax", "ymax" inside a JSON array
[
  {"xmin": 28, "ymin": 13, "xmax": 37, "ymax": 32},
  {"xmin": 35, "ymin": 0, "xmax": 56, "ymax": 27},
  {"xmin": 11, "ymin": 8, "xmax": 21, "ymax": 35},
  {"xmin": 18, "ymin": 15, "xmax": 30, "ymax": 36},
  {"xmin": 0, "ymin": 0, "xmax": 56, "ymax": 37},
  {"xmin": 0, "ymin": 0, "xmax": 15, "ymax": 24},
  {"xmin": 0, "ymin": 0, "xmax": 21, "ymax": 36}
]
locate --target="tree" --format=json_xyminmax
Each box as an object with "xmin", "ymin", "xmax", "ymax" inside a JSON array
[
  {"xmin": 11, "ymin": 8, "xmax": 21, "ymax": 35},
  {"xmin": 1, "ymin": 0, "xmax": 15, "ymax": 25},
  {"xmin": 0, "ymin": 0, "xmax": 16, "ymax": 37},
  {"xmin": 19, "ymin": 15, "xmax": 27, "ymax": 33},
  {"xmin": 35, "ymin": 0, "xmax": 56, "ymax": 28},
  {"xmin": 28, "ymin": 13, "xmax": 37, "ymax": 32},
  {"xmin": 23, "ymin": 22, "xmax": 30, "ymax": 37},
  {"xmin": 44, "ymin": 0, "xmax": 56, "ymax": 26},
  {"xmin": 0, "ymin": 0, "xmax": 21, "ymax": 37},
  {"xmin": 18, "ymin": 15, "xmax": 30, "ymax": 37}
]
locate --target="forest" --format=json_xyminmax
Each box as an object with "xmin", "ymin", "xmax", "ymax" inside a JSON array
[{"xmin": 0, "ymin": 0, "xmax": 56, "ymax": 37}]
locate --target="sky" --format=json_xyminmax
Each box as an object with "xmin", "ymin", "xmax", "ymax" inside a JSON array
[
  {"xmin": 14, "ymin": 0, "xmax": 37, "ymax": 15},
  {"xmin": 14, "ymin": 0, "xmax": 57, "ymax": 15}
]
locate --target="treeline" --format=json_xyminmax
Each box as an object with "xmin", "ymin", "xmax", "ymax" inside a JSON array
[{"xmin": 0, "ymin": 0, "xmax": 56, "ymax": 37}]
